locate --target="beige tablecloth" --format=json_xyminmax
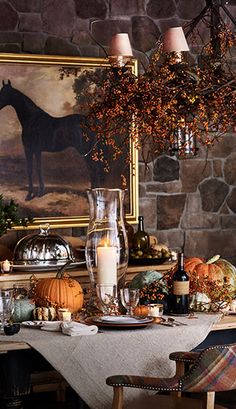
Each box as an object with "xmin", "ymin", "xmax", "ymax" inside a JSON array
[{"xmin": 0, "ymin": 314, "xmax": 220, "ymax": 409}]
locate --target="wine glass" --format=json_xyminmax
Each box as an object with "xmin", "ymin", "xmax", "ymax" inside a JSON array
[
  {"xmin": 120, "ymin": 288, "xmax": 139, "ymax": 316},
  {"xmin": 96, "ymin": 284, "xmax": 118, "ymax": 315}
]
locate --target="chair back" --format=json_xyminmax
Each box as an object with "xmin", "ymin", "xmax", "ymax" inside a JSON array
[{"xmin": 181, "ymin": 343, "xmax": 236, "ymax": 393}]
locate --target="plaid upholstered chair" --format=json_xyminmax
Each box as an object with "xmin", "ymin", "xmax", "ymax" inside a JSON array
[{"xmin": 106, "ymin": 343, "xmax": 236, "ymax": 409}]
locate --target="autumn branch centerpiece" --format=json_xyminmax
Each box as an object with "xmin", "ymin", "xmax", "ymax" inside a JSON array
[
  {"xmin": 185, "ymin": 255, "xmax": 236, "ymax": 312},
  {"xmin": 130, "ymin": 255, "xmax": 236, "ymax": 314},
  {"xmin": 85, "ymin": 21, "xmax": 236, "ymax": 166}
]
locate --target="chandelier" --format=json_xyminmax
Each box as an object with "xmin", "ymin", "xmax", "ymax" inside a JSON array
[{"xmin": 86, "ymin": 0, "xmax": 236, "ymax": 164}]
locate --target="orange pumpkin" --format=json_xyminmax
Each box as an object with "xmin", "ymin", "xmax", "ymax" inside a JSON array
[
  {"xmin": 34, "ymin": 270, "xmax": 84, "ymax": 313},
  {"xmin": 184, "ymin": 257, "xmax": 204, "ymax": 275},
  {"xmin": 133, "ymin": 305, "xmax": 149, "ymax": 317},
  {"xmin": 184, "ymin": 255, "xmax": 228, "ymax": 283}
]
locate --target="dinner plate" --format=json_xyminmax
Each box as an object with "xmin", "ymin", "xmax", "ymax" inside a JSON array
[
  {"xmin": 21, "ymin": 321, "xmax": 45, "ymax": 328},
  {"xmin": 12, "ymin": 260, "xmax": 86, "ymax": 272},
  {"xmin": 99, "ymin": 315, "xmax": 151, "ymax": 324},
  {"xmin": 88, "ymin": 316, "xmax": 154, "ymax": 329}
]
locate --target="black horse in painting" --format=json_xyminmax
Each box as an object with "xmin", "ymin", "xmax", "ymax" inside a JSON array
[{"xmin": 0, "ymin": 80, "xmax": 106, "ymax": 200}]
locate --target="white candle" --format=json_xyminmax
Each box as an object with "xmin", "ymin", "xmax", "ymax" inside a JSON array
[
  {"xmin": 2, "ymin": 259, "xmax": 11, "ymax": 273},
  {"xmin": 58, "ymin": 309, "xmax": 71, "ymax": 321},
  {"xmin": 97, "ymin": 246, "xmax": 117, "ymax": 285},
  {"xmin": 148, "ymin": 304, "xmax": 164, "ymax": 317}
]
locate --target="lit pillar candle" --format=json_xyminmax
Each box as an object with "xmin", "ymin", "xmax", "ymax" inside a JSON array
[
  {"xmin": 97, "ymin": 246, "xmax": 117, "ymax": 285},
  {"xmin": 2, "ymin": 259, "xmax": 11, "ymax": 273},
  {"xmin": 58, "ymin": 308, "xmax": 71, "ymax": 321}
]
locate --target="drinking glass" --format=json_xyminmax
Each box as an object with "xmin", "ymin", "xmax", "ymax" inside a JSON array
[
  {"xmin": 96, "ymin": 284, "xmax": 118, "ymax": 315},
  {"xmin": 0, "ymin": 291, "xmax": 14, "ymax": 328},
  {"xmin": 120, "ymin": 288, "xmax": 139, "ymax": 316}
]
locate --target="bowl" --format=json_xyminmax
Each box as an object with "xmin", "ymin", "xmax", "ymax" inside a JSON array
[{"xmin": 4, "ymin": 323, "xmax": 21, "ymax": 336}]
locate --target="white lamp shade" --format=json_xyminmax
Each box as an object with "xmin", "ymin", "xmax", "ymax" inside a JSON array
[
  {"xmin": 109, "ymin": 33, "xmax": 133, "ymax": 57},
  {"xmin": 163, "ymin": 27, "xmax": 189, "ymax": 52}
]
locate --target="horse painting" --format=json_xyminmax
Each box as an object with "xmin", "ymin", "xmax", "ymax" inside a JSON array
[{"xmin": 0, "ymin": 80, "xmax": 106, "ymax": 200}]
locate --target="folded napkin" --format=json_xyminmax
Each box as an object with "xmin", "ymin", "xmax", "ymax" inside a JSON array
[
  {"xmin": 61, "ymin": 321, "xmax": 98, "ymax": 336},
  {"xmin": 41, "ymin": 321, "xmax": 62, "ymax": 332}
]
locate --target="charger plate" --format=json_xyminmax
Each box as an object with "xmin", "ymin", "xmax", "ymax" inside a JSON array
[{"xmin": 87, "ymin": 315, "xmax": 154, "ymax": 329}]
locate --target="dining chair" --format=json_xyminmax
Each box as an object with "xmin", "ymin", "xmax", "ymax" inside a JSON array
[{"xmin": 106, "ymin": 343, "xmax": 236, "ymax": 409}]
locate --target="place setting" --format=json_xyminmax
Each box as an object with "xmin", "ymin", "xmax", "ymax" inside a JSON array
[{"xmin": 87, "ymin": 284, "xmax": 156, "ymax": 329}]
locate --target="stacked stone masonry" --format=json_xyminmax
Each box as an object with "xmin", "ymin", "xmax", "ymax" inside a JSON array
[{"xmin": 0, "ymin": 0, "xmax": 235, "ymax": 262}]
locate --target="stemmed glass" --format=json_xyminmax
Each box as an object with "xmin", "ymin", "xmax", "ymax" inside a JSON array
[
  {"xmin": 120, "ymin": 288, "xmax": 139, "ymax": 316},
  {"xmin": 0, "ymin": 291, "xmax": 14, "ymax": 328},
  {"xmin": 96, "ymin": 284, "xmax": 119, "ymax": 315}
]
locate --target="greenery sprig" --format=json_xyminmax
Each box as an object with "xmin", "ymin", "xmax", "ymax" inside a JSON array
[{"xmin": 0, "ymin": 194, "xmax": 31, "ymax": 237}]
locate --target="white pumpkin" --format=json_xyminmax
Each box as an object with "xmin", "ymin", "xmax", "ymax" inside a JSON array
[{"xmin": 190, "ymin": 292, "xmax": 211, "ymax": 312}]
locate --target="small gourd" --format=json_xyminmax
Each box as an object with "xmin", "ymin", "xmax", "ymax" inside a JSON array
[
  {"xmin": 152, "ymin": 243, "xmax": 169, "ymax": 252},
  {"xmin": 33, "ymin": 306, "xmax": 57, "ymax": 321},
  {"xmin": 133, "ymin": 305, "xmax": 149, "ymax": 317},
  {"xmin": 13, "ymin": 299, "xmax": 35, "ymax": 323}
]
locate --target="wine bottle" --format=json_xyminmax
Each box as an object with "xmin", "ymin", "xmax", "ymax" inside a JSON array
[
  {"xmin": 132, "ymin": 216, "xmax": 149, "ymax": 251},
  {"xmin": 172, "ymin": 252, "xmax": 190, "ymax": 316}
]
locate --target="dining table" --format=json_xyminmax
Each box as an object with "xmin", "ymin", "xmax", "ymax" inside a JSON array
[{"xmin": 0, "ymin": 313, "xmax": 222, "ymax": 409}]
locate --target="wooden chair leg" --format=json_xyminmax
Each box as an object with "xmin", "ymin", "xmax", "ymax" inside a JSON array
[
  {"xmin": 56, "ymin": 381, "xmax": 67, "ymax": 402},
  {"xmin": 175, "ymin": 361, "xmax": 185, "ymax": 377},
  {"xmin": 112, "ymin": 386, "xmax": 124, "ymax": 409},
  {"xmin": 172, "ymin": 361, "xmax": 185, "ymax": 397},
  {"xmin": 202, "ymin": 391, "xmax": 215, "ymax": 409}
]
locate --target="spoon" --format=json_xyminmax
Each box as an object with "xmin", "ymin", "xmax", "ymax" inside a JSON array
[
  {"xmin": 167, "ymin": 317, "xmax": 187, "ymax": 326},
  {"xmin": 159, "ymin": 318, "xmax": 175, "ymax": 327}
]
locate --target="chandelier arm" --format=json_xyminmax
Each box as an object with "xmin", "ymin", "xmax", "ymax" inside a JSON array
[
  {"xmin": 185, "ymin": 4, "xmax": 210, "ymax": 37},
  {"xmin": 220, "ymin": 2, "xmax": 236, "ymax": 26},
  {"xmin": 88, "ymin": 32, "xmax": 109, "ymax": 58},
  {"xmin": 186, "ymin": 0, "xmax": 236, "ymax": 41}
]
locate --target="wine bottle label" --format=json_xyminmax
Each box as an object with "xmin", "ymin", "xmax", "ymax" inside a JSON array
[{"xmin": 173, "ymin": 281, "xmax": 189, "ymax": 295}]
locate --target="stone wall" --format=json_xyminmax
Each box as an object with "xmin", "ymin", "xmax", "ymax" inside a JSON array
[{"xmin": 0, "ymin": 0, "xmax": 236, "ymax": 262}]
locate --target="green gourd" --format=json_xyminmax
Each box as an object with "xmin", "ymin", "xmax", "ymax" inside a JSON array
[{"xmin": 13, "ymin": 299, "xmax": 35, "ymax": 323}]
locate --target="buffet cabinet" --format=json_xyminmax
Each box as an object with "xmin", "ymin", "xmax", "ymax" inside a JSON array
[{"xmin": 0, "ymin": 262, "xmax": 176, "ymax": 295}]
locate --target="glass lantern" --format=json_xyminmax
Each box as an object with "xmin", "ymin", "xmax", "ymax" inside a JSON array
[{"xmin": 85, "ymin": 188, "xmax": 129, "ymax": 310}]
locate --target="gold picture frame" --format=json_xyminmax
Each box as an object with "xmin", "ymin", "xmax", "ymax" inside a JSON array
[{"xmin": 0, "ymin": 53, "xmax": 138, "ymax": 229}]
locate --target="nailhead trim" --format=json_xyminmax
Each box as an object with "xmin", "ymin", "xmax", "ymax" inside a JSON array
[
  {"xmin": 181, "ymin": 345, "xmax": 230, "ymax": 383},
  {"xmin": 170, "ymin": 358, "xmax": 196, "ymax": 363},
  {"xmin": 108, "ymin": 345, "xmax": 236, "ymax": 394},
  {"xmin": 109, "ymin": 383, "xmax": 181, "ymax": 391}
]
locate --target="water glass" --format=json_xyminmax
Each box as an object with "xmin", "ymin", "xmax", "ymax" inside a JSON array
[
  {"xmin": 96, "ymin": 284, "xmax": 118, "ymax": 315},
  {"xmin": 120, "ymin": 288, "xmax": 139, "ymax": 316},
  {"xmin": 0, "ymin": 292, "xmax": 14, "ymax": 327}
]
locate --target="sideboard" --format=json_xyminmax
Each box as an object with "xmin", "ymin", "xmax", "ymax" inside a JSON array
[{"xmin": 0, "ymin": 262, "xmax": 176, "ymax": 293}]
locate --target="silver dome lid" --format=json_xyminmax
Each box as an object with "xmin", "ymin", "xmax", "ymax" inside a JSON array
[{"xmin": 13, "ymin": 225, "xmax": 75, "ymax": 266}]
